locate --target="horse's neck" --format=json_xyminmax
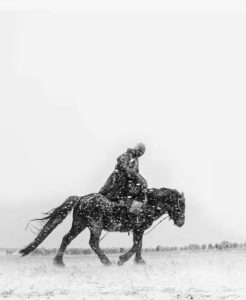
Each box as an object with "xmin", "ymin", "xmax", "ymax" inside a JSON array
[
  {"xmin": 145, "ymin": 197, "xmax": 166, "ymax": 221},
  {"xmin": 146, "ymin": 190, "xmax": 170, "ymax": 218}
]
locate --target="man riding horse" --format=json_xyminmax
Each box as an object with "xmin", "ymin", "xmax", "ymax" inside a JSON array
[
  {"xmin": 20, "ymin": 142, "xmax": 186, "ymax": 266},
  {"xmin": 99, "ymin": 143, "xmax": 148, "ymax": 214}
]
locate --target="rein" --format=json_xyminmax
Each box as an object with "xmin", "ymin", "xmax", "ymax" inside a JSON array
[
  {"xmin": 143, "ymin": 214, "xmax": 169, "ymax": 236},
  {"xmin": 100, "ymin": 231, "xmax": 109, "ymax": 241},
  {"xmin": 100, "ymin": 212, "xmax": 170, "ymax": 241}
]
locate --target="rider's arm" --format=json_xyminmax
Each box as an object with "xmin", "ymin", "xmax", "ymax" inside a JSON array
[{"xmin": 134, "ymin": 173, "xmax": 148, "ymax": 192}]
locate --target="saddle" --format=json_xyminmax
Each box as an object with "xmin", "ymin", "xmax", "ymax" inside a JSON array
[{"xmin": 116, "ymin": 193, "xmax": 148, "ymax": 215}]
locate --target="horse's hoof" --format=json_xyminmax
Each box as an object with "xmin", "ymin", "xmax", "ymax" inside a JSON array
[
  {"xmin": 53, "ymin": 258, "xmax": 65, "ymax": 267},
  {"xmin": 134, "ymin": 259, "xmax": 146, "ymax": 265},
  {"xmin": 102, "ymin": 261, "xmax": 112, "ymax": 266},
  {"xmin": 53, "ymin": 261, "xmax": 65, "ymax": 267},
  {"xmin": 118, "ymin": 259, "xmax": 124, "ymax": 266}
]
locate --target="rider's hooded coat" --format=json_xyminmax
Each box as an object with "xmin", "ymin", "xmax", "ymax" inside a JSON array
[{"xmin": 99, "ymin": 144, "xmax": 148, "ymax": 203}]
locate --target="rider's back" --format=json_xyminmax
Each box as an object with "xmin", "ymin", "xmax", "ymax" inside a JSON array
[{"xmin": 99, "ymin": 144, "xmax": 147, "ymax": 202}]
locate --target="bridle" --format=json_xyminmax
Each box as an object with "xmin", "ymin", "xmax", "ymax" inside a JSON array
[{"xmin": 160, "ymin": 196, "xmax": 185, "ymax": 220}]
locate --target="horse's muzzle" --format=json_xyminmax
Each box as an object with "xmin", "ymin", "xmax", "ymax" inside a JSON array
[{"xmin": 175, "ymin": 216, "xmax": 185, "ymax": 227}]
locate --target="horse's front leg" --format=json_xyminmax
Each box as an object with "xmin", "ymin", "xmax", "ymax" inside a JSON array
[
  {"xmin": 134, "ymin": 231, "xmax": 146, "ymax": 264},
  {"xmin": 118, "ymin": 229, "xmax": 144, "ymax": 266}
]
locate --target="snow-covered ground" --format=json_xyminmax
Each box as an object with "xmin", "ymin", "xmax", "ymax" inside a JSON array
[{"xmin": 0, "ymin": 250, "xmax": 246, "ymax": 299}]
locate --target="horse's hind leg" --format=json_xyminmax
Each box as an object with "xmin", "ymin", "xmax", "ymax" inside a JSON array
[
  {"xmin": 53, "ymin": 219, "xmax": 86, "ymax": 267},
  {"xmin": 89, "ymin": 225, "xmax": 111, "ymax": 265}
]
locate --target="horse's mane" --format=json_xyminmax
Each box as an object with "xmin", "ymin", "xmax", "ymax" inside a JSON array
[
  {"xmin": 147, "ymin": 187, "xmax": 173, "ymax": 198},
  {"xmin": 146, "ymin": 187, "xmax": 180, "ymax": 206}
]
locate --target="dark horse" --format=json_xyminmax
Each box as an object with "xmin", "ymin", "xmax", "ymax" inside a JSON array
[{"xmin": 20, "ymin": 187, "xmax": 185, "ymax": 266}]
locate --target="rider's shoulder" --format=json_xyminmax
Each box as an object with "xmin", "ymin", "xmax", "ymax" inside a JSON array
[
  {"xmin": 117, "ymin": 152, "xmax": 126, "ymax": 162},
  {"xmin": 126, "ymin": 148, "xmax": 136, "ymax": 156},
  {"xmin": 116, "ymin": 148, "xmax": 138, "ymax": 170}
]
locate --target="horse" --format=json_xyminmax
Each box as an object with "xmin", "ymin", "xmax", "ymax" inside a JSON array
[{"xmin": 19, "ymin": 187, "xmax": 185, "ymax": 266}]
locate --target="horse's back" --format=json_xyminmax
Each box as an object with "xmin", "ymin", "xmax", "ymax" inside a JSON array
[{"xmin": 74, "ymin": 193, "xmax": 113, "ymax": 212}]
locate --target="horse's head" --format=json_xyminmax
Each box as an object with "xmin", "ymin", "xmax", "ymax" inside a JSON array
[
  {"xmin": 149, "ymin": 188, "xmax": 186, "ymax": 227},
  {"xmin": 166, "ymin": 189, "xmax": 185, "ymax": 227}
]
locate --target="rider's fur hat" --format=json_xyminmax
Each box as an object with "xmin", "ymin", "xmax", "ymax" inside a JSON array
[{"xmin": 134, "ymin": 143, "xmax": 146, "ymax": 157}]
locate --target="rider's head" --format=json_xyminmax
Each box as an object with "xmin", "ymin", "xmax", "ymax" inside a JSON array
[{"xmin": 134, "ymin": 143, "xmax": 146, "ymax": 157}]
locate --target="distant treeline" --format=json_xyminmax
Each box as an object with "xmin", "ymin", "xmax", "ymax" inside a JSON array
[
  {"xmin": 2, "ymin": 241, "xmax": 246, "ymax": 256},
  {"xmin": 157, "ymin": 241, "xmax": 246, "ymax": 251}
]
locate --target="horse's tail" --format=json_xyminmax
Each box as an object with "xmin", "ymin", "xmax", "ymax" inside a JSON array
[{"xmin": 19, "ymin": 196, "xmax": 80, "ymax": 256}]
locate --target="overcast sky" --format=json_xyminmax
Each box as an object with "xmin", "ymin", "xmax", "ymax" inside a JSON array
[{"xmin": 1, "ymin": 1, "xmax": 246, "ymax": 249}]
